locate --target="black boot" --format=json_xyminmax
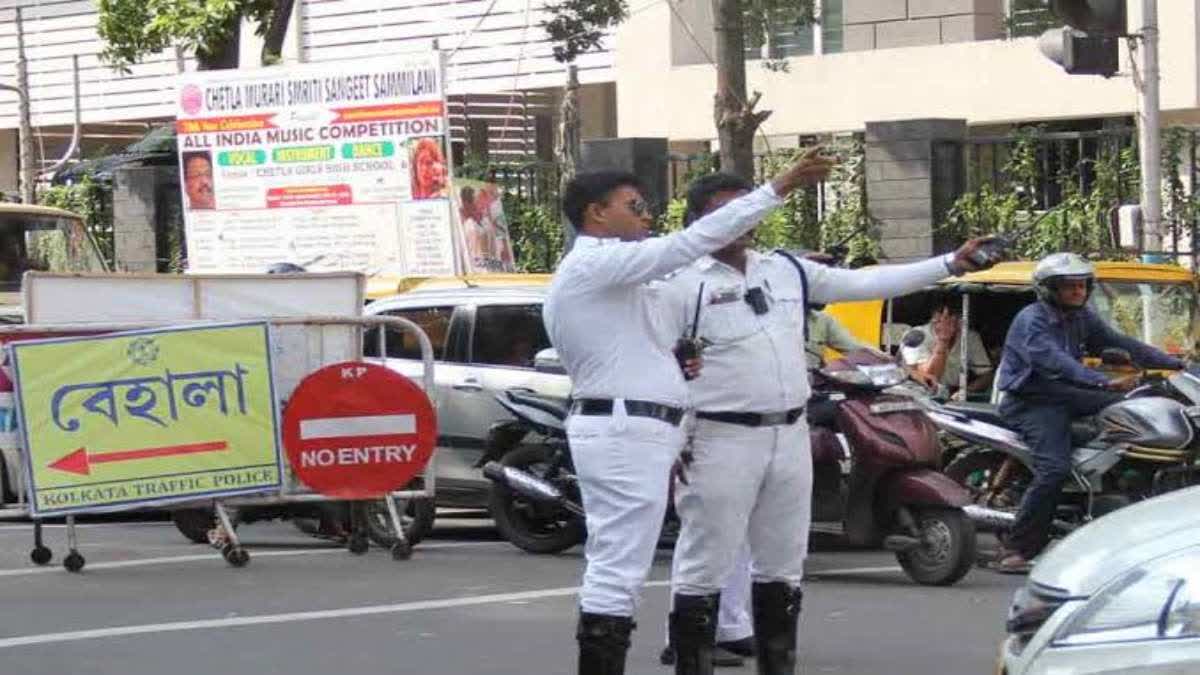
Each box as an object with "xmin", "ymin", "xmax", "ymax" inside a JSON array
[
  {"xmin": 578, "ymin": 612, "xmax": 635, "ymax": 675},
  {"xmin": 751, "ymin": 582, "xmax": 802, "ymax": 675},
  {"xmin": 669, "ymin": 593, "xmax": 720, "ymax": 675}
]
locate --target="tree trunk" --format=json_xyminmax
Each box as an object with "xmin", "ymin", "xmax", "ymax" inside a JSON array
[
  {"xmin": 197, "ymin": 14, "xmax": 242, "ymax": 70},
  {"xmin": 261, "ymin": 0, "xmax": 296, "ymax": 65},
  {"xmin": 557, "ymin": 65, "xmax": 582, "ymax": 253},
  {"xmin": 711, "ymin": 0, "xmax": 770, "ymax": 181}
]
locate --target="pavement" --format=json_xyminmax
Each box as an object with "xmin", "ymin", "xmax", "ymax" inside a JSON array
[{"xmin": 0, "ymin": 515, "xmax": 1022, "ymax": 675}]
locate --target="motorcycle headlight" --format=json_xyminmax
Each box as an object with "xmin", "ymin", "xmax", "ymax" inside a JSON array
[
  {"xmin": 1053, "ymin": 547, "xmax": 1200, "ymax": 647},
  {"xmin": 824, "ymin": 369, "xmax": 871, "ymax": 386}
]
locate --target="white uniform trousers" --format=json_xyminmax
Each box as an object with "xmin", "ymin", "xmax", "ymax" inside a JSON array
[
  {"xmin": 568, "ymin": 402, "xmax": 684, "ymax": 617},
  {"xmin": 666, "ymin": 540, "xmax": 754, "ymax": 644},
  {"xmin": 672, "ymin": 418, "xmax": 813, "ymax": 596}
]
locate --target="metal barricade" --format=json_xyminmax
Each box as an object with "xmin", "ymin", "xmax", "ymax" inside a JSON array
[{"xmin": 0, "ymin": 315, "xmax": 435, "ymax": 572}]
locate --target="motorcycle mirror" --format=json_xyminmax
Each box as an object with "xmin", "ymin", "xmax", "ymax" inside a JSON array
[
  {"xmin": 1100, "ymin": 347, "xmax": 1134, "ymax": 367},
  {"xmin": 534, "ymin": 348, "xmax": 566, "ymax": 374},
  {"xmin": 901, "ymin": 328, "xmax": 926, "ymax": 349}
]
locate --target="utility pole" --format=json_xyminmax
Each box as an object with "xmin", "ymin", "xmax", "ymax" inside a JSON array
[
  {"xmin": 15, "ymin": 7, "xmax": 36, "ymax": 203},
  {"xmin": 1135, "ymin": 0, "xmax": 1162, "ymax": 258}
]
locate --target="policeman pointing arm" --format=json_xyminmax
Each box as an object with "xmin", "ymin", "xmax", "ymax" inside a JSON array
[
  {"xmin": 655, "ymin": 171, "xmax": 999, "ymax": 675},
  {"xmin": 544, "ymin": 149, "xmax": 834, "ymax": 675}
]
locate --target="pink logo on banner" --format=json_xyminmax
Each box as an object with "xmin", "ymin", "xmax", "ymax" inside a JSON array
[{"xmin": 180, "ymin": 84, "xmax": 204, "ymax": 115}]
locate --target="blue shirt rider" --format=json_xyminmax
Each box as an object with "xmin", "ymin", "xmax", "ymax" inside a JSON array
[{"xmin": 991, "ymin": 252, "xmax": 1184, "ymax": 573}]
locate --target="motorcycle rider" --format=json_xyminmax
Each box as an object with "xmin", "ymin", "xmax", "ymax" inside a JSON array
[
  {"xmin": 990, "ymin": 252, "xmax": 1185, "ymax": 573},
  {"xmin": 656, "ymin": 170, "xmax": 1001, "ymax": 675}
]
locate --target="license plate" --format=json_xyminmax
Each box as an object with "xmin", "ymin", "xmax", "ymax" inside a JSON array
[{"xmin": 869, "ymin": 400, "xmax": 922, "ymax": 414}]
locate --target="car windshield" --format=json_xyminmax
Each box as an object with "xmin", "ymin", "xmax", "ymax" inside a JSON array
[
  {"xmin": 0, "ymin": 212, "xmax": 108, "ymax": 292},
  {"xmin": 1089, "ymin": 281, "xmax": 1194, "ymax": 355}
]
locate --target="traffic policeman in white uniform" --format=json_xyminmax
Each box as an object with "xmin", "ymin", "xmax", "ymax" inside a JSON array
[
  {"xmin": 544, "ymin": 150, "xmax": 836, "ymax": 675},
  {"xmin": 657, "ymin": 172, "xmax": 1000, "ymax": 675}
]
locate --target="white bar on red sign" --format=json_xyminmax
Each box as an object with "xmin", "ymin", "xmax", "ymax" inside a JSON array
[{"xmin": 299, "ymin": 414, "xmax": 416, "ymax": 440}]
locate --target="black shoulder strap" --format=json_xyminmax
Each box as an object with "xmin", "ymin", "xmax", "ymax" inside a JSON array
[{"xmin": 773, "ymin": 249, "xmax": 809, "ymax": 342}]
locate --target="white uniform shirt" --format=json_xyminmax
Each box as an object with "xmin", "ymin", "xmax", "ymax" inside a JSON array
[
  {"xmin": 900, "ymin": 325, "xmax": 992, "ymax": 387},
  {"xmin": 543, "ymin": 185, "xmax": 783, "ymax": 407},
  {"xmin": 657, "ymin": 251, "xmax": 955, "ymax": 412}
]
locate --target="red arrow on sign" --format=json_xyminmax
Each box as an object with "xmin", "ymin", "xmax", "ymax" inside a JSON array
[{"xmin": 47, "ymin": 441, "xmax": 229, "ymax": 476}]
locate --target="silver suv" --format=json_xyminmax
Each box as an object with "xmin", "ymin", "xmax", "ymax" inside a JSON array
[{"xmin": 364, "ymin": 283, "xmax": 569, "ymax": 510}]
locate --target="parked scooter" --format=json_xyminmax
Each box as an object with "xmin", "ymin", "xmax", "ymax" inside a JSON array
[
  {"xmin": 485, "ymin": 351, "xmax": 978, "ymax": 586},
  {"xmin": 479, "ymin": 389, "xmax": 587, "ymax": 554},
  {"xmin": 808, "ymin": 351, "xmax": 977, "ymax": 586},
  {"xmin": 928, "ymin": 349, "xmax": 1200, "ymax": 533}
]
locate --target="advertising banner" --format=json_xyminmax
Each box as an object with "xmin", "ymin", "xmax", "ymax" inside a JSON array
[
  {"xmin": 9, "ymin": 323, "xmax": 282, "ymax": 516},
  {"xmin": 452, "ymin": 179, "xmax": 516, "ymax": 273},
  {"xmin": 176, "ymin": 53, "xmax": 461, "ymax": 275}
]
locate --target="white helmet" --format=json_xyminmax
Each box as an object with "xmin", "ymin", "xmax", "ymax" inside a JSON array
[{"xmin": 1033, "ymin": 252, "xmax": 1094, "ymax": 305}]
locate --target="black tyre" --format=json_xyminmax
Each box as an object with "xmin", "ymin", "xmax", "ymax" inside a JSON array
[
  {"xmin": 365, "ymin": 482, "xmax": 435, "ymax": 548},
  {"xmin": 488, "ymin": 445, "xmax": 585, "ymax": 554},
  {"xmin": 896, "ymin": 508, "xmax": 976, "ymax": 586},
  {"xmin": 172, "ymin": 508, "xmax": 218, "ymax": 544},
  {"xmin": 945, "ymin": 450, "xmax": 1031, "ymax": 514}
]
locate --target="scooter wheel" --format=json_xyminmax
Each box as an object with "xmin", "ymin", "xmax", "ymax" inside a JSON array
[
  {"xmin": 63, "ymin": 551, "xmax": 85, "ymax": 573},
  {"xmin": 390, "ymin": 541, "xmax": 413, "ymax": 561},
  {"xmin": 348, "ymin": 534, "xmax": 369, "ymax": 555},
  {"xmin": 222, "ymin": 545, "xmax": 250, "ymax": 568},
  {"xmin": 30, "ymin": 546, "xmax": 52, "ymax": 566},
  {"xmin": 896, "ymin": 508, "xmax": 975, "ymax": 586}
]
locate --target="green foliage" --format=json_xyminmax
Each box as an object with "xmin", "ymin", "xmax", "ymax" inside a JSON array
[
  {"xmin": 543, "ymin": 0, "xmax": 629, "ymax": 63},
  {"xmin": 503, "ymin": 193, "xmax": 563, "ymax": 273},
  {"xmin": 36, "ymin": 176, "xmax": 115, "ymax": 268},
  {"xmin": 940, "ymin": 126, "xmax": 1141, "ymax": 260},
  {"xmin": 544, "ymin": 0, "xmax": 817, "ymax": 67},
  {"xmin": 97, "ymin": 0, "xmax": 278, "ymax": 72},
  {"xmin": 659, "ymin": 137, "xmax": 879, "ymax": 264}
]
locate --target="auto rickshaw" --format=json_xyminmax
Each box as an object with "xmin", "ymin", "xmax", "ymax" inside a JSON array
[{"xmin": 825, "ymin": 260, "xmax": 1197, "ymax": 399}]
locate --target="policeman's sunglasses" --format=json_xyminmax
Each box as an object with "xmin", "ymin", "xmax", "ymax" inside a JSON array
[{"xmin": 626, "ymin": 199, "xmax": 651, "ymax": 217}]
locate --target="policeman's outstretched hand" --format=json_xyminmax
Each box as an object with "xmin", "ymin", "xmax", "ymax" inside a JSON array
[
  {"xmin": 949, "ymin": 236, "xmax": 1008, "ymax": 275},
  {"xmin": 771, "ymin": 146, "xmax": 836, "ymax": 198}
]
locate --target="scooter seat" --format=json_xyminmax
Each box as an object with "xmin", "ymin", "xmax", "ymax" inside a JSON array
[
  {"xmin": 505, "ymin": 391, "xmax": 569, "ymax": 421},
  {"xmin": 942, "ymin": 402, "xmax": 1099, "ymax": 445},
  {"xmin": 942, "ymin": 402, "xmax": 1008, "ymax": 429}
]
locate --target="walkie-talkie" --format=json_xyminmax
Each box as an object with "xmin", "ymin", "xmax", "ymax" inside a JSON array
[
  {"xmin": 674, "ymin": 282, "xmax": 706, "ymax": 380},
  {"xmin": 963, "ymin": 208, "xmax": 1062, "ymax": 270}
]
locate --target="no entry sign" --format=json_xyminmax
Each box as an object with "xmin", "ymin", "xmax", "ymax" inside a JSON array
[{"xmin": 282, "ymin": 362, "xmax": 436, "ymax": 498}]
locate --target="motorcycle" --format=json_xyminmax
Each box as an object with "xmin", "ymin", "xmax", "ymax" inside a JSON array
[
  {"xmin": 808, "ymin": 351, "xmax": 977, "ymax": 586},
  {"xmin": 484, "ymin": 351, "xmax": 979, "ymax": 586},
  {"xmin": 478, "ymin": 389, "xmax": 586, "ymax": 554},
  {"xmin": 927, "ymin": 350, "xmax": 1200, "ymax": 533}
]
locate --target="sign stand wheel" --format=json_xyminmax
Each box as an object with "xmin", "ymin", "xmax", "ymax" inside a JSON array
[
  {"xmin": 62, "ymin": 515, "xmax": 84, "ymax": 573},
  {"xmin": 30, "ymin": 546, "xmax": 52, "ymax": 566},
  {"xmin": 30, "ymin": 521, "xmax": 52, "ymax": 566},
  {"xmin": 222, "ymin": 544, "xmax": 250, "ymax": 567},
  {"xmin": 390, "ymin": 540, "xmax": 412, "ymax": 561},
  {"xmin": 63, "ymin": 550, "xmax": 85, "ymax": 573}
]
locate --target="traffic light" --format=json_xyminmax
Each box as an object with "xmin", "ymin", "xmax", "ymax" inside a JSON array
[
  {"xmin": 1038, "ymin": 1, "xmax": 1126, "ymax": 77},
  {"xmin": 1037, "ymin": 27, "xmax": 1120, "ymax": 77}
]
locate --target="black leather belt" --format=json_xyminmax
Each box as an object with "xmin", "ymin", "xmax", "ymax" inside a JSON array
[
  {"xmin": 571, "ymin": 398, "xmax": 685, "ymax": 427},
  {"xmin": 696, "ymin": 407, "xmax": 805, "ymax": 427}
]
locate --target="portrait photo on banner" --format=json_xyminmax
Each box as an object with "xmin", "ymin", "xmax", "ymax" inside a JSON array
[
  {"xmin": 181, "ymin": 150, "xmax": 216, "ymax": 211},
  {"xmin": 408, "ymin": 136, "xmax": 448, "ymax": 200},
  {"xmin": 452, "ymin": 178, "xmax": 515, "ymax": 273}
]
